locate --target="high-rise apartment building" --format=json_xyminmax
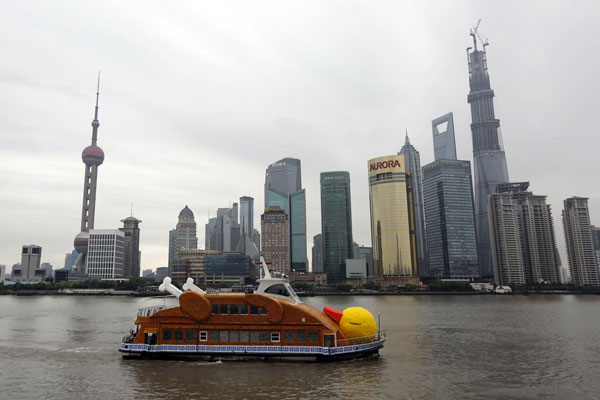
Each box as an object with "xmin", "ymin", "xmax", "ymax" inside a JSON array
[
  {"xmin": 86, "ymin": 229, "xmax": 125, "ymax": 279},
  {"xmin": 176, "ymin": 206, "xmax": 198, "ymax": 251},
  {"xmin": 489, "ymin": 183, "xmax": 561, "ymax": 285},
  {"xmin": 562, "ymin": 197, "xmax": 599, "ymax": 286},
  {"xmin": 261, "ymin": 207, "xmax": 290, "ymax": 276},
  {"xmin": 422, "ymin": 160, "xmax": 479, "ymax": 279},
  {"xmin": 13, "ymin": 245, "xmax": 44, "ymax": 282},
  {"xmin": 432, "ymin": 112, "xmax": 458, "ymax": 161},
  {"xmin": 120, "ymin": 216, "xmax": 142, "ymax": 278},
  {"xmin": 312, "ymin": 234, "xmax": 323, "ymax": 273},
  {"xmin": 398, "ymin": 135, "xmax": 427, "ymax": 275},
  {"xmin": 368, "ymin": 155, "xmax": 417, "ymax": 277},
  {"xmin": 467, "ymin": 31, "xmax": 510, "ymax": 280},
  {"xmin": 320, "ymin": 171, "xmax": 353, "ymax": 283},
  {"xmin": 592, "ymin": 226, "xmax": 600, "ymax": 270}
]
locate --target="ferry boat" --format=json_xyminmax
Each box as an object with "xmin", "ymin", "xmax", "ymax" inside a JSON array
[{"xmin": 119, "ymin": 261, "xmax": 386, "ymax": 362}]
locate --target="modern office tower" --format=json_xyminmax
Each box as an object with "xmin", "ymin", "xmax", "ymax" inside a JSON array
[
  {"xmin": 368, "ymin": 155, "xmax": 417, "ymax": 277},
  {"xmin": 41, "ymin": 263, "xmax": 53, "ymax": 279},
  {"xmin": 0, "ymin": 265, "xmax": 5, "ymax": 281},
  {"xmin": 205, "ymin": 218, "xmax": 216, "ymax": 249},
  {"xmin": 168, "ymin": 229, "xmax": 176, "ymax": 275},
  {"xmin": 422, "ymin": 160, "xmax": 479, "ymax": 279},
  {"xmin": 353, "ymin": 245, "xmax": 374, "ymax": 277},
  {"xmin": 591, "ymin": 226, "xmax": 600, "ymax": 270},
  {"xmin": 211, "ymin": 204, "xmax": 241, "ymax": 253},
  {"xmin": 12, "ymin": 245, "xmax": 44, "ymax": 282},
  {"xmin": 73, "ymin": 77, "xmax": 105, "ymax": 274},
  {"xmin": 489, "ymin": 183, "xmax": 561, "ymax": 285},
  {"xmin": 563, "ymin": 197, "xmax": 600, "ymax": 286},
  {"xmin": 87, "ymin": 229, "xmax": 125, "ymax": 279},
  {"xmin": 432, "ymin": 113, "xmax": 458, "ymax": 161},
  {"xmin": 398, "ymin": 135, "xmax": 427, "ymax": 275},
  {"xmin": 239, "ymin": 196, "xmax": 259, "ymax": 258},
  {"xmin": 252, "ymin": 229, "xmax": 261, "ymax": 253},
  {"xmin": 265, "ymin": 157, "xmax": 307, "ymax": 273},
  {"xmin": 467, "ymin": 31, "xmax": 510, "ymax": 280},
  {"xmin": 320, "ymin": 171, "xmax": 354, "ymax": 283},
  {"xmin": 264, "ymin": 157, "xmax": 302, "ymax": 208},
  {"xmin": 266, "ymin": 185, "xmax": 308, "ymax": 273},
  {"xmin": 120, "ymin": 216, "xmax": 142, "ymax": 278},
  {"xmin": 261, "ymin": 207, "xmax": 290, "ymax": 276},
  {"xmin": 312, "ymin": 234, "xmax": 324, "ymax": 273},
  {"xmin": 176, "ymin": 205, "xmax": 198, "ymax": 252},
  {"xmin": 155, "ymin": 267, "xmax": 168, "ymax": 282}
]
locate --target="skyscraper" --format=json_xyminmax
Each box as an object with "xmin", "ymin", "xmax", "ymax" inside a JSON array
[
  {"xmin": 592, "ymin": 226, "xmax": 600, "ymax": 269},
  {"xmin": 320, "ymin": 171, "xmax": 354, "ymax": 283},
  {"xmin": 87, "ymin": 229, "xmax": 125, "ymax": 279},
  {"xmin": 432, "ymin": 112, "xmax": 458, "ymax": 161},
  {"xmin": 422, "ymin": 160, "xmax": 479, "ymax": 279},
  {"xmin": 562, "ymin": 197, "xmax": 599, "ymax": 286},
  {"xmin": 168, "ymin": 229, "xmax": 176, "ymax": 276},
  {"xmin": 467, "ymin": 30, "xmax": 510, "ymax": 280},
  {"xmin": 489, "ymin": 183, "xmax": 561, "ymax": 286},
  {"xmin": 205, "ymin": 218, "xmax": 216, "ymax": 250},
  {"xmin": 265, "ymin": 157, "xmax": 307, "ymax": 273},
  {"xmin": 239, "ymin": 196, "xmax": 259, "ymax": 258},
  {"xmin": 368, "ymin": 155, "xmax": 417, "ymax": 277},
  {"xmin": 398, "ymin": 135, "xmax": 427, "ymax": 275},
  {"xmin": 176, "ymin": 206, "xmax": 198, "ymax": 251},
  {"xmin": 74, "ymin": 76, "xmax": 105, "ymax": 274},
  {"xmin": 312, "ymin": 234, "xmax": 324, "ymax": 273},
  {"xmin": 261, "ymin": 207, "xmax": 290, "ymax": 276},
  {"xmin": 120, "ymin": 216, "xmax": 142, "ymax": 278},
  {"xmin": 264, "ymin": 157, "xmax": 302, "ymax": 207}
]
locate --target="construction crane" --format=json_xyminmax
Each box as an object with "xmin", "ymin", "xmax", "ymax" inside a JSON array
[{"xmin": 470, "ymin": 18, "xmax": 489, "ymax": 50}]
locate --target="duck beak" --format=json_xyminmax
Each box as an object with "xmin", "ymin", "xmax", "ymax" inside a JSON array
[{"xmin": 323, "ymin": 306, "xmax": 343, "ymax": 323}]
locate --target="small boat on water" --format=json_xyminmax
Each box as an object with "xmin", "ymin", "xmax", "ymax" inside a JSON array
[{"xmin": 119, "ymin": 261, "xmax": 386, "ymax": 362}]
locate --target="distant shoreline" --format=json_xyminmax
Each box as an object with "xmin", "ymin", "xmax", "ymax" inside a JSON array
[{"xmin": 2, "ymin": 290, "xmax": 599, "ymax": 297}]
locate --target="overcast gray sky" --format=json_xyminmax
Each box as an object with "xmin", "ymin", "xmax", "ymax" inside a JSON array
[{"xmin": 1, "ymin": 1, "xmax": 599, "ymax": 272}]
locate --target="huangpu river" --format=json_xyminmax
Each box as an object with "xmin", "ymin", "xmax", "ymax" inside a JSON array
[{"xmin": 1, "ymin": 294, "xmax": 599, "ymax": 399}]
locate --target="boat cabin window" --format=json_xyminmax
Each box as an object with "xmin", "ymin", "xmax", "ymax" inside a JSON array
[
  {"xmin": 219, "ymin": 304, "xmax": 228, "ymax": 315},
  {"xmin": 297, "ymin": 331, "xmax": 306, "ymax": 343},
  {"xmin": 211, "ymin": 304, "xmax": 218, "ymax": 314},
  {"xmin": 250, "ymin": 331, "xmax": 259, "ymax": 342},
  {"xmin": 219, "ymin": 331, "xmax": 228, "ymax": 342},
  {"xmin": 260, "ymin": 307, "xmax": 268, "ymax": 315},
  {"xmin": 209, "ymin": 331, "xmax": 218, "ymax": 342},
  {"xmin": 271, "ymin": 332, "xmax": 280, "ymax": 343},
  {"xmin": 285, "ymin": 331, "xmax": 294, "ymax": 343},
  {"xmin": 199, "ymin": 331, "xmax": 208, "ymax": 342},
  {"xmin": 185, "ymin": 330, "xmax": 195, "ymax": 342},
  {"xmin": 230, "ymin": 304, "xmax": 239, "ymax": 314},
  {"xmin": 240, "ymin": 331, "xmax": 249, "ymax": 342},
  {"xmin": 163, "ymin": 329, "xmax": 173, "ymax": 341},
  {"xmin": 174, "ymin": 330, "xmax": 184, "ymax": 341},
  {"xmin": 229, "ymin": 331, "xmax": 239, "ymax": 342},
  {"xmin": 324, "ymin": 334, "xmax": 334, "ymax": 347},
  {"xmin": 260, "ymin": 331, "xmax": 269, "ymax": 343},
  {"xmin": 240, "ymin": 304, "xmax": 248, "ymax": 315},
  {"xmin": 308, "ymin": 331, "xmax": 318, "ymax": 343},
  {"xmin": 250, "ymin": 305, "xmax": 259, "ymax": 315},
  {"xmin": 265, "ymin": 284, "xmax": 290, "ymax": 297}
]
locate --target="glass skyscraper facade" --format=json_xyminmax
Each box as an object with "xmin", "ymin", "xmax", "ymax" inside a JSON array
[
  {"xmin": 320, "ymin": 171, "xmax": 353, "ymax": 283},
  {"xmin": 264, "ymin": 158, "xmax": 302, "ymax": 208},
  {"xmin": 422, "ymin": 160, "xmax": 479, "ymax": 278},
  {"xmin": 368, "ymin": 155, "xmax": 417, "ymax": 277}
]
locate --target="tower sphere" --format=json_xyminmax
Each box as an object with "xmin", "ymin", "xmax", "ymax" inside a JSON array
[
  {"xmin": 82, "ymin": 145, "xmax": 104, "ymax": 165},
  {"xmin": 74, "ymin": 231, "xmax": 90, "ymax": 254}
]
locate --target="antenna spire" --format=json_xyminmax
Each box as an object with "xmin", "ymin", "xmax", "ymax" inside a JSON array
[
  {"xmin": 405, "ymin": 129, "xmax": 410, "ymax": 145},
  {"xmin": 91, "ymin": 71, "xmax": 101, "ymax": 145}
]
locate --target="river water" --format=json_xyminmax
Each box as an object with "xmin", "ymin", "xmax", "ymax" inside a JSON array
[{"xmin": 1, "ymin": 294, "xmax": 599, "ymax": 399}]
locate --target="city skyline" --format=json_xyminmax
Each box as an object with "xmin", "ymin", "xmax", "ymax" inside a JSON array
[{"xmin": 1, "ymin": 2, "xmax": 600, "ymax": 272}]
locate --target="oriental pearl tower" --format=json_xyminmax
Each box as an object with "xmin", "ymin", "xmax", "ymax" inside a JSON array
[{"xmin": 74, "ymin": 75, "xmax": 105, "ymax": 274}]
